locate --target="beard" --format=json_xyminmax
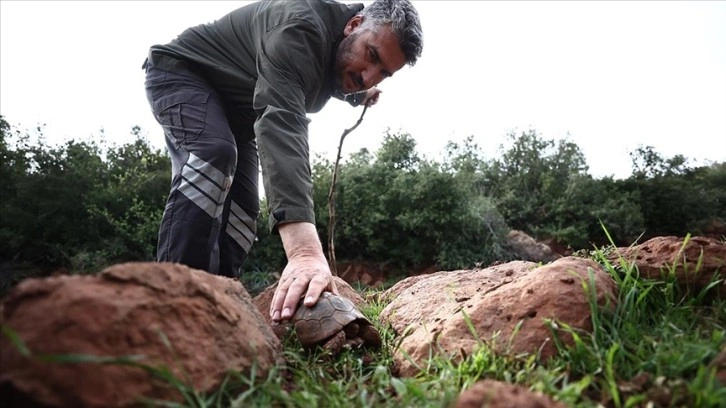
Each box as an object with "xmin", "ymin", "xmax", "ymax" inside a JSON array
[{"xmin": 334, "ymin": 31, "xmax": 361, "ymax": 94}]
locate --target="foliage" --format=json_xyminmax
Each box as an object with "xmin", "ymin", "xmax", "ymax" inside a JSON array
[
  {"xmin": 629, "ymin": 145, "xmax": 692, "ymax": 179},
  {"xmin": 623, "ymin": 149, "xmax": 726, "ymax": 239},
  {"xmin": 544, "ymin": 233, "xmax": 726, "ymax": 407},
  {"xmin": 482, "ymin": 129, "xmax": 601, "ymax": 247},
  {"xmin": 0, "ymin": 118, "xmax": 169, "ymax": 280},
  {"xmin": 82, "ymin": 126, "xmax": 170, "ymax": 266},
  {"xmin": 245, "ymin": 197, "xmax": 286, "ymax": 276},
  {"xmin": 542, "ymin": 175, "xmax": 646, "ymax": 249},
  {"xmin": 311, "ymin": 132, "xmax": 514, "ymax": 271},
  {"xmin": 1, "ymin": 115, "xmax": 724, "ymax": 284}
]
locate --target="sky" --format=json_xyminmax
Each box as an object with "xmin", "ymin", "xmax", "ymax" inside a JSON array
[{"xmin": 1, "ymin": 1, "xmax": 725, "ymax": 180}]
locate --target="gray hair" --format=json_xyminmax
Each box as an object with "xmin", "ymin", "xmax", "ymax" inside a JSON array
[{"xmin": 359, "ymin": 0, "xmax": 423, "ymax": 66}]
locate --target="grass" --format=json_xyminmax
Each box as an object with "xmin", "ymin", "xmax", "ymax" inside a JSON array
[{"xmin": 3, "ymin": 237, "xmax": 725, "ymax": 407}]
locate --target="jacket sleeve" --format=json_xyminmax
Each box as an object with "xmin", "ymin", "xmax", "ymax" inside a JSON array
[{"xmin": 253, "ymin": 19, "xmax": 326, "ymax": 234}]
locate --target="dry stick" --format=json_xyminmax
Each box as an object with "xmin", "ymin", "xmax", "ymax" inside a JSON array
[{"xmin": 327, "ymin": 104, "xmax": 369, "ymax": 277}]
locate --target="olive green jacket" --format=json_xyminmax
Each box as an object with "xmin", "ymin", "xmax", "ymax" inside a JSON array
[{"xmin": 148, "ymin": 0, "xmax": 364, "ymax": 233}]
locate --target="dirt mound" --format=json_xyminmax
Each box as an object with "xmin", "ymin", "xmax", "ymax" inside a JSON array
[
  {"xmin": 0, "ymin": 262, "xmax": 281, "ymax": 407},
  {"xmin": 379, "ymin": 257, "xmax": 617, "ymax": 376}
]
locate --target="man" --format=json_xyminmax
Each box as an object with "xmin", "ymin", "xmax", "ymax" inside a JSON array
[{"xmin": 143, "ymin": 0, "xmax": 423, "ymax": 322}]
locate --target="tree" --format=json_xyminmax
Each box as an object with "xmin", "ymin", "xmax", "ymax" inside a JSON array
[
  {"xmin": 483, "ymin": 129, "xmax": 589, "ymax": 242},
  {"xmin": 0, "ymin": 119, "xmax": 170, "ymax": 272},
  {"xmin": 315, "ymin": 131, "xmax": 514, "ymax": 271},
  {"xmin": 630, "ymin": 145, "xmax": 691, "ymax": 179},
  {"xmin": 83, "ymin": 126, "xmax": 170, "ymax": 265}
]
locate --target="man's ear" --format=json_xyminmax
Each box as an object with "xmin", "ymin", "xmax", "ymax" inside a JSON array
[{"xmin": 343, "ymin": 15, "xmax": 363, "ymax": 36}]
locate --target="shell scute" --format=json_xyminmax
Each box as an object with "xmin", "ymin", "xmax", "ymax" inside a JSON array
[{"xmin": 292, "ymin": 292, "xmax": 376, "ymax": 350}]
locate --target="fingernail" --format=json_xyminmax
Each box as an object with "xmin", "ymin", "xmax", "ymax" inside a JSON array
[
  {"xmin": 281, "ymin": 307, "xmax": 291, "ymax": 319},
  {"xmin": 304, "ymin": 296, "xmax": 314, "ymax": 305},
  {"xmin": 272, "ymin": 311, "xmax": 280, "ymax": 321}
]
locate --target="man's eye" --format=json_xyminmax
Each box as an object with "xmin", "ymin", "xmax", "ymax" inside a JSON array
[{"xmin": 368, "ymin": 48, "xmax": 378, "ymax": 62}]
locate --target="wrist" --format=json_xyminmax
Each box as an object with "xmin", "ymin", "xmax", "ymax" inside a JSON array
[{"xmin": 277, "ymin": 222, "xmax": 325, "ymax": 260}]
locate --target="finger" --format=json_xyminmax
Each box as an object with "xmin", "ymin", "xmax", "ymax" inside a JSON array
[
  {"xmin": 270, "ymin": 284, "xmax": 280, "ymax": 315},
  {"xmin": 303, "ymin": 275, "xmax": 331, "ymax": 307},
  {"xmin": 270, "ymin": 290, "xmax": 278, "ymax": 318},
  {"xmin": 329, "ymin": 279, "xmax": 340, "ymax": 296},
  {"xmin": 280, "ymin": 278, "xmax": 307, "ymax": 320},
  {"xmin": 270, "ymin": 278, "xmax": 289, "ymax": 314},
  {"xmin": 270, "ymin": 278, "xmax": 294, "ymax": 321}
]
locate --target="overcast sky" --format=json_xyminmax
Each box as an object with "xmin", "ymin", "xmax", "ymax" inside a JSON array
[{"xmin": 1, "ymin": 1, "xmax": 725, "ymax": 179}]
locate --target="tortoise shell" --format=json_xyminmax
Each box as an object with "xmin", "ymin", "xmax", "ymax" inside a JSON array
[{"xmin": 292, "ymin": 291, "xmax": 372, "ymax": 347}]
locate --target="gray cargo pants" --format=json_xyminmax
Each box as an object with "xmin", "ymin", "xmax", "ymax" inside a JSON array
[{"xmin": 144, "ymin": 57, "xmax": 259, "ymax": 278}]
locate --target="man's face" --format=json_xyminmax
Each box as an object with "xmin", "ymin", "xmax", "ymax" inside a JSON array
[{"xmin": 335, "ymin": 16, "xmax": 406, "ymax": 94}]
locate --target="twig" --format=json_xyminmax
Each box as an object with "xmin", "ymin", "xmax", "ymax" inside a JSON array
[{"xmin": 327, "ymin": 105, "xmax": 368, "ymax": 276}]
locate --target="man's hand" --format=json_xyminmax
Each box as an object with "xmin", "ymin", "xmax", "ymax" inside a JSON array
[
  {"xmin": 362, "ymin": 87, "xmax": 382, "ymax": 107},
  {"xmin": 270, "ymin": 222, "xmax": 337, "ymax": 322}
]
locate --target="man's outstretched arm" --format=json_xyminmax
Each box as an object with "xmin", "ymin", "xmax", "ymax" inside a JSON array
[{"xmin": 253, "ymin": 21, "xmax": 334, "ymax": 321}]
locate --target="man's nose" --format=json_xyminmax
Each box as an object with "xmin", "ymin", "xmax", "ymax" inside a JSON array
[{"xmin": 361, "ymin": 68, "xmax": 382, "ymax": 89}]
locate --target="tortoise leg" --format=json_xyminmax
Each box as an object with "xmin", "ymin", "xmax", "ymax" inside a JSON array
[
  {"xmin": 343, "ymin": 322, "xmax": 365, "ymax": 348},
  {"xmin": 345, "ymin": 337, "xmax": 365, "ymax": 348},
  {"xmin": 271, "ymin": 322, "xmax": 291, "ymax": 340},
  {"xmin": 322, "ymin": 331, "xmax": 347, "ymax": 356},
  {"xmin": 359, "ymin": 325, "xmax": 382, "ymax": 347}
]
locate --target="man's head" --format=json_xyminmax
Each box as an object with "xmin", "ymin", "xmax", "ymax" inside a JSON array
[{"xmin": 335, "ymin": 0, "xmax": 423, "ymax": 94}]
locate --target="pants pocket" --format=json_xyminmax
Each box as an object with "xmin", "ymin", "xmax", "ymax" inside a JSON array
[{"xmin": 155, "ymin": 91, "xmax": 210, "ymax": 149}]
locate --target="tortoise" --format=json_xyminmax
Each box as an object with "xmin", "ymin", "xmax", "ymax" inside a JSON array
[{"xmin": 292, "ymin": 291, "xmax": 382, "ymax": 355}]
